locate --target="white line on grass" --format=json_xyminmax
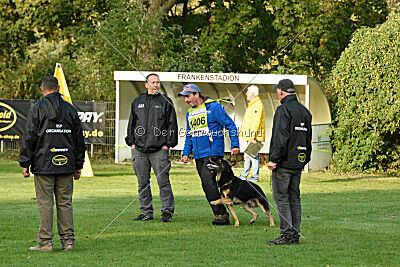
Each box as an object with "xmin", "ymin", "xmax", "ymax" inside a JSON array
[{"xmin": 94, "ymin": 159, "xmax": 174, "ymax": 239}]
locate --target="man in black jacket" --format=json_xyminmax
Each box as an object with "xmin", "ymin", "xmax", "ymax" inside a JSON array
[
  {"xmin": 19, "ymin": 76, "xmax": 85, "ymax": 252},
  {"xmin": 125, "ymin": 73, "xmax": 178, "ymax": 223},
  {"xmin": 266, "ymin": 79, "xmax": 312, "ymax": 245}
]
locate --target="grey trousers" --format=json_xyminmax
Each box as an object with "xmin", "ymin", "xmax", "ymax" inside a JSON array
[
  {"xmin": 271, "ymin": 167, "xmax": 302, "ymax": 236},
  {"xmin": 34, "ymin": 174, "xmax": 74, "ymax": 245},
  {"xmin": 132, "ymin": 148, "xmax": 174, "ymax": 216}
]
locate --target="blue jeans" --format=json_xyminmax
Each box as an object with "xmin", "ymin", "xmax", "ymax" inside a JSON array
[{"xmin": 240, "ymin": 152, "xmax": 259, "ymax": 180}]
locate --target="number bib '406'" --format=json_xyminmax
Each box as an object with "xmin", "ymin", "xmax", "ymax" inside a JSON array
[{"xmin": 188, "ymin": 103, "xmax": 209, "ymax": 137}]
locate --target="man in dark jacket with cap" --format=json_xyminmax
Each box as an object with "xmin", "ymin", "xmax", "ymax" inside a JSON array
[
  {"xmin": 267, "ymin": 79, "xmax": 312, "ymax": 245},
  {"xmin": 125, "ymin": 73, "xmax": 178, "ymax": 223},
  {"xmin": 19, "ymin": 76, "xmax": 86, "ymax": 252}
]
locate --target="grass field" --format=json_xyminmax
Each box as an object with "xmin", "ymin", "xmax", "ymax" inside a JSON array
[{"xmin": 0, "ymin": 158, "xmax": 399, "ymax": 266}]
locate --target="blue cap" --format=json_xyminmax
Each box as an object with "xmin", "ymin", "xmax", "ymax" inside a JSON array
[{"xmin": 178, "ymin": 84, "xmax": 201, "ymax": 96}]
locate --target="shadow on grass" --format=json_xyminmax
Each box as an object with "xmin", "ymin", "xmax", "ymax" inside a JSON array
[
  {"xmin": 94, "ymin": 172, "xmax": 133, "ymax": 177},
  {"xmin": 321, "ymin": 176, "xmax": 382, "ymax": 183}
]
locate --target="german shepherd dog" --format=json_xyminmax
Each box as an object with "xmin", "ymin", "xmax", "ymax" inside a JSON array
[{"xmin": 207, "ymin": 157, "xmax": 275, "ymax": 227}]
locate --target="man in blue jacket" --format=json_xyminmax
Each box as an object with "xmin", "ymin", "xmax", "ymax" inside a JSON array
[{"xmin": 179, "ymin": 84, "xmax": 240, "ymax": 225}]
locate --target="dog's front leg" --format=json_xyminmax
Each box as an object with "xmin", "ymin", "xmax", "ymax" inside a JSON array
[
  {"xmin": 210, "ymin": 198, "xmax": 233, "ymax": 205},
  {"xmin": 226, "ymin": 204, "xmax": 239, "ymax": 227}
]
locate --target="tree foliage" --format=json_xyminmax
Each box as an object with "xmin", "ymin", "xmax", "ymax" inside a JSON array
[
  {"xmin": 196, "ymin": 0, "xmax": 278, "ymax": 73},
  {"xmin": 268, "ymin": 0, "xmax": 388, "ymax": 80},
  {"xmin": 62, "ymin": 0, "xmax": 166, "ymax": 101},
  {"xmin": 0, "ymin": 0, "xmax": 391, "ymax": 101},
  {"xmin": 324, "ymin": 13, "xmax": 400, "ymax": 175}
]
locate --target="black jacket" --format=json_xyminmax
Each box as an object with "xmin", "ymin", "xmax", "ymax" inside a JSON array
[
  {"xmin": 125, "ymin": 92, "xmax": 178, "ymax": 153},
  {"xmin": 269, "ymin": 94, "xmax": 312, "ymax": 170},
  {"xmin": 19, "ymin": 92, "xmax": 86, "ymax": 174}
]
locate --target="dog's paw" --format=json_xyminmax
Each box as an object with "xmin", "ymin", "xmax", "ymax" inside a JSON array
[
  {"xmin": 234, "ymin": 222, "xmax": 240, "ymax": 227},
  {"xmin": 210, "ymin": 201, "xmax": 218, "ymax": 205}
]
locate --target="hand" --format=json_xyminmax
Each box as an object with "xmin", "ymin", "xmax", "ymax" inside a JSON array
[
  {"xmin": 131, "ymin": 144, "xmax": 135, "ymax": 149},
  {"xmin": 22, "ymin": 168, "xmax": 30, "ymax": 178},
  {"xmin": 267, "ymin": 161, "xmax": 277, "ymax": 170},
  {"xmin": 231, "ymin": 147, "xmax": 240, "ymax": 156},
  {"xmin": 250, "ymin": 139, "xmax": 257, "ymax": 144},
  {"xmin": 161, "ymin": 145, "xmax": 169, "ymax": 150},
  {"xmin": 74, "ymin": 170, "xmax": 81, "ymax": 180},
  {"xmin": 181, "ymin": 155, "xmax": 189, "ymax": 163}
]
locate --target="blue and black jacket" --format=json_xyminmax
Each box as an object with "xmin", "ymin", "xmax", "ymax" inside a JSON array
[{"xmin": 182, "ymin": 98, "xmax": 239, "ymax": 159}]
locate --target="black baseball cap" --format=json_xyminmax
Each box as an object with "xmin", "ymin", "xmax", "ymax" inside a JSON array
[{"xmin": 272, "ymin": 79, "xmax": 296, "ymax": 93}]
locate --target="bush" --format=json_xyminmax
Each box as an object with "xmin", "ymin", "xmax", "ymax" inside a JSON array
[{"xmin": 325, "ymin": 13, "xmax": 400, "ymax": 175}]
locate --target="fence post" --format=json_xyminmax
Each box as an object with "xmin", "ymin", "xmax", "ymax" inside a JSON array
[
  {"xmin": 1, "ymin": 140, "xmax": 3, "ymax": 153},
  {"xmin": 90, "ymin": 144, "xmax": 94, "ymax": 158}
]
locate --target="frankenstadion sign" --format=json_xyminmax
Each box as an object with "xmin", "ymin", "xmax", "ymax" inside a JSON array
[{"xmin": 0, "ymin": 99, "xmax": 106, "ymax": 144}]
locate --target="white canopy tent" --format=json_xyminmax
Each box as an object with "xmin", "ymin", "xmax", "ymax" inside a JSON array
[{"xmin": 114, "ymin": 71, "xmax": 332, "ymax": 170}]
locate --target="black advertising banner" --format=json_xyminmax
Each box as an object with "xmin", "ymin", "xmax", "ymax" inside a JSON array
[
  {"xmin": 73, "ymin": 101, "xmax": 106, "ymax": 144},
  {"xmin": 0, "ymin": 100, "xmax": 32, "ymax": 141}
]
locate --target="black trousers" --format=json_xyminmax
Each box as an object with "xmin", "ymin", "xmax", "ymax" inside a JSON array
[
  {"xmin": 195, "ymin": 157, "xmax": 228, "ymax": 216},
  {"xmin": 271, "ymin": 167, "xmax": 302, "ymax": 236}
]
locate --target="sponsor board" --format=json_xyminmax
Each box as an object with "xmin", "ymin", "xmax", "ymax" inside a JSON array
[
  {"xmin": 0, "ymin": 100, "xmax": 31, "ymax": 141},
  {"xmin": 0, "ymin": 102, "xmax": 17, "ymax": 132},
  {"xmin": 73, "ymin": 102, "xmax": 106, "ymax": 144}
]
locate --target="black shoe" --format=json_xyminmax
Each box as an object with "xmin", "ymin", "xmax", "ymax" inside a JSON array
[
  {"xmin": 212, "ymin": 214, "xmax": 230, "ymax": 225},
  {"xmin": 132, "ymin": 214, "xmax": 153, "ymax": 221},
  {"xmin": 291, "ymin": 234, "xmax": 300, "ymax": 244},
  {"xmin": 160, "ymin": 213, "xmax": 172, "ymax": 222},
  {"xmin": 267, "ymin": 235, "xmax": 293, "ymax": 245}
]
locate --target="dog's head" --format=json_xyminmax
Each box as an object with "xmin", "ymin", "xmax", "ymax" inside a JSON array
[{"xmin": 207, "ymin": 156, "xmax": 236, "ymax": 185}]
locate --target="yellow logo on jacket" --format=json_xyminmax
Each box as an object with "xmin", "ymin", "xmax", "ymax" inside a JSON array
[
  {"xmin": 298, "ymin": 153, "xmax": 306, "ymax": 163},
  {"xmin": 52, "ymin": 155, "xmax": 68, "ymax": 165}
]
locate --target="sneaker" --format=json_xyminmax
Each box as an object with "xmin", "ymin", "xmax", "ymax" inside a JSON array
[
  {"xmin": 248, "ymin": 177, "xmax": 259, "ymax": 182},
  {"xmin": 267, "ymin": 235, "xmax": 293, "ymax": 245},
  {"xmin": 29, "ymin": 242, "xmax": 53, "ymax": 252},
  {"xmin": 212, "ymin": 214, "xmax": 230, "ymax": 225},
  {"xmin": 61, "ymin": 241, "xmax": 74, "ymax": 251},
  {"xmin": 160, "ymin": 213, "xmax": 172, "ymax": 222},
  {"xmin": 132, "ymin": 214, "xmax": 153, "ymax": 221}
]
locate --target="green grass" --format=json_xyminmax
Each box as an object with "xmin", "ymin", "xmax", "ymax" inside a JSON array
[{"xmin": 0, "ymin": 158, "xmax": 399, "ymax": 266}]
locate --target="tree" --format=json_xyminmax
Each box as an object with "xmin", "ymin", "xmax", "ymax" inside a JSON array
[
  {"xmin": 195, "ymin": 0, "xmax": 278, "ymax": 73},
  {"xmin": 268, "ymin": 0, "xmax": 388, "ymax": 80},
  {"xmin": 325, "ymin": 12, "xmax": 400, "ymax": 175},
  {"xmin": 0, "ymin": 0, "xmax": 117, "ymax": 99}
]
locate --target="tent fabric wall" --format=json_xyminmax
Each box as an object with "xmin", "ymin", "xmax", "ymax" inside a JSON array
[{"xmin": 114, "ymin": 71, "xmax": 331, "ymax": 170}]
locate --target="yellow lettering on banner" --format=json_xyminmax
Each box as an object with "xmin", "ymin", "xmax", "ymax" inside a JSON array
[{"xmin": 0, "ymin": 102, "xmax": 17, "ymax": 132}]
